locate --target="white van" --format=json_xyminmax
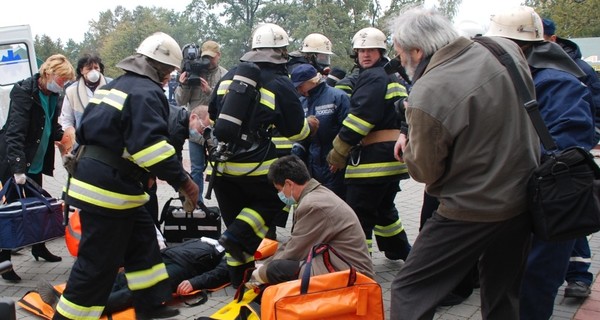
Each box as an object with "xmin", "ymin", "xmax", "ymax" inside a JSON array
[{"xmin": 0, "ymin": 25, "xmax": 38, "ymax": 126}]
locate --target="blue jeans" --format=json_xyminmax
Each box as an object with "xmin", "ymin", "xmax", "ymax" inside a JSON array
[
  {"xmin": 520, "ymin": 236, "xmax": 576, "ymax": 320},
  {"xmin": 566, "ymin": 236, "xmax": 593, "ymax": 285},
  {"xmin": 189, "ymin": 141, "xmax": 205, "ymax": 203}
]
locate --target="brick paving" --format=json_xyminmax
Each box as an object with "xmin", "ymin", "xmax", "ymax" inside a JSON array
[{"xmin": 1, "ymin": 142, "xmax": 598, "ymax": 319}]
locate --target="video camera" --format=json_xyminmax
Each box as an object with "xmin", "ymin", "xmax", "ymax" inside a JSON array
[{"xmin": 181, "ymin": 43, "xmax": 211, "ymax": 86}]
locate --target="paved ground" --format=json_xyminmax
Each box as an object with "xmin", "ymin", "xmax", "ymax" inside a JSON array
[{"xmin": 1, "ymin": 143, "xmax": 599, "ymax": 319}]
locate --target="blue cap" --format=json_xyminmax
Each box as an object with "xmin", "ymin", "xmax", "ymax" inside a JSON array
[
  {"xmin": 291, "ymin": 64, "xmax": 317, "ymax": 88},
  {"xmin": 542, "ymin": 18, "xmax": 556, "ymax": 36}
]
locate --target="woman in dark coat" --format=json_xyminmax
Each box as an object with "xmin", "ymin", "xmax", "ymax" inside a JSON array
[{"xmin": 0, "ymin": 54, "xmax": 75, "ymax": 281}]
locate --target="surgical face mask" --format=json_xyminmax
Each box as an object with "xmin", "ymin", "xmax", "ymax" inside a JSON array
[
  {"xmin": 277, "ymin": 184, "xmax": 296, "ymax": 206},
  {"xmin": 189, "ymin": 128, "xmax": 204, "ymax": 144},
  {"xmin": 46, "ymin": 80, "xmax": 62, "ymax": 93},
  {"xmin": 85, "ymin": 70, "xmax": 100, "ymax": 83}
]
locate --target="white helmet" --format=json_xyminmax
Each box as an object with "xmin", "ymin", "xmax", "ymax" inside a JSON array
[
  {"xmin": 251, "ymin": 23, "xmax": 289, "ymax": 49},
  {"xmin": 136, "ymin": 32, "xmax": 183, "ymax": 69},
  {"xmin": 352, "ymin": 27, "xmax": 387, "ymax": 50},
  {"xmin": 485, "ymin": 6, "xmax": 543, "ymax": 41},
  {"xmin": 455, "ymin": 20, "xmax": 486, "ymax": 39},
  {"xmin": 301, "ymin": 33, "xmax": 333, "ymax": 55}
]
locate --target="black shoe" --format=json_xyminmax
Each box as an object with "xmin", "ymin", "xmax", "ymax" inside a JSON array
[
  {"xmin": 31, "ymin": 244, "xmax": 62, "ymax": 262},
  {"xmin": 565, "ymin": 281, "xmax": 591, "ymax": 298},
  {"xmin": 136, "ymin": 305, "xmax": 180, "ymax": 319},
  {"xmin": 438, "ymin": 292, "xmax": 468, "ymax": 307},
  {"xmin": 37, "ymin": 279, "xmax": 60, "ymax": 308},
  {"xmin": 1, "ymin": 269, "xmax": 21, "ymax": 282},
  {"xmin": 219, "ymin": 234, "xmax": 246, "ymax": 262},
  {"xmin": 384, "ymin": 243, "xmax": 411, "ymax": 261}
]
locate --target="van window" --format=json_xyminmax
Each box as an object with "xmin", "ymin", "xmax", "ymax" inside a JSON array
[{"xmin": 0, "ymin": 42, "xmax": 34, "ymax": 86}]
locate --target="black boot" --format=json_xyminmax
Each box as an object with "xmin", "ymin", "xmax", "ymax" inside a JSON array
[
  {"xmin": 0, "ymin": 250, "xmax": 21, "ymax": 281},
  {"xmin": 31, "ymin": 243, "xmax": 62, "ymax": 262}
]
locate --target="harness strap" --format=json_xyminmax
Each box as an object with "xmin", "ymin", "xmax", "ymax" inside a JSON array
[
  {"xmin": 361, "ymin": 129, "xmax": 400, "ymax": 146},
  {"xmin": 78, "ymin": 145, "xmax": 148, "ymax": 182}
]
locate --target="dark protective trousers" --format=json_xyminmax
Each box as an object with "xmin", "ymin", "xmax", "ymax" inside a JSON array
[
  {"xmin": 213, "ymin": 175, "xmax": 285, "ymax": 286},
  {"xmin": 390, "ymin": 212, "xmax": 531, "ymax": 320},
  {"xmin": 345, "ymin": 181, "xmax": 411, "ymax": 255},
  {"xmin": 55, "ymin": 206, "xmax": 171, "ymax": 318}
]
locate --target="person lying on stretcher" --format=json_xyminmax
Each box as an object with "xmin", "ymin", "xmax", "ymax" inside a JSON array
[{"xmin": 39, "ymin": 237, "xmax": 229, "ymax": 315}]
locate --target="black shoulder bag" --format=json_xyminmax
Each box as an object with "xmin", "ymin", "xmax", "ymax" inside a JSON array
[{"xmin": 474, "ymin": 36, "xmax": 600, "ymax": 241}]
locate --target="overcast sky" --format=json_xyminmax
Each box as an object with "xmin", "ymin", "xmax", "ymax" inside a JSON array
[{"xmin": 1, "ymin": 0, "xmax": 523, "ymax": 43}]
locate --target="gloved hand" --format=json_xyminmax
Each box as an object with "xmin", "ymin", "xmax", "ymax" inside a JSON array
[
  {"xmin": 13, "ymin": 173, "xmax": 26, "ymax": 185},
  {"xmin": 178, "ymin": 178, "xmax": 199, "ymax": 212},
  {"xmin": 245, "ymin": 264, "xmax": 267, "ymax": 290},
  {"xmin": 326, "ymin": 136, "xmax": 352, "ymax": 169},
  {"xmin": 58, "ymin": 126, "xmax": 76, "ymax": 156}
]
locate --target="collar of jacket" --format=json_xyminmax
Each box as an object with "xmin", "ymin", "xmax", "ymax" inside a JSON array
[
  {"xmin": 418, "ymin": 37, "xmax": 471, "ymax": 82},
  {"xmin": 16, "ymin": 73, "xmax": 46, "ymax": 101},
  {"xmin": 116, "ymin": 54, "xmax": 163, "ymax": 84},
  {"xmin": 526, "ymin": 41, "xmax": 585, "ymax": 80},
  {"xmin": 306, "ymin": 81, "xmax": 327, "ymax": 97},
  {"xmin": 298, "ymin": 178, "xmax": 321, "ymax": 203}
]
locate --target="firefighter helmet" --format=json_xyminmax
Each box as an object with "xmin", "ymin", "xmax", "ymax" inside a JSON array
[
  {"xmin": 300, "ymin": 33, "xmax": 333, "ymax": 55},
  {"xmin": 485, "ymin": 6, "xmax": 543, "ymax": 41},
  {"xmin": 352, "ymin": 27, "xmax": 387, "ymax": 50},
  {"xmin": 136, "ymin": 32, "xmax": 183, "ymax": 69},
  {"xmin": 251, "ymin": 23, "xmax": 289, "ymax": 49}
]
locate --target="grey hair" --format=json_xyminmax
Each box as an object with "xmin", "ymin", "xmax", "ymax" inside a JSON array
[{"xmin": 389, "ymin": 6, "xmax": 460, "ymax": 57}]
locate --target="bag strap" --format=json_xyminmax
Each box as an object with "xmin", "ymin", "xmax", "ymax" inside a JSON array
[
  {"xmin": 0, "ymin": 177, "xmax": 53, "ymax": 209},
  {"xmin": 300, "ymin": 243, "xmax": 357, "ymax": 294},
  {"xmin": 158, "ymin": 197, "xmax": 179, "ymax": 224},
  {"xmin": 472, "ymin": 37, "xmax": 558, "ymax": 151}
]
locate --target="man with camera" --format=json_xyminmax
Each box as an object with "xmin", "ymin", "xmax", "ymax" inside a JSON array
[{"xmin": 175, "ymin": 40, "xmax": 228, "ymax": 203}]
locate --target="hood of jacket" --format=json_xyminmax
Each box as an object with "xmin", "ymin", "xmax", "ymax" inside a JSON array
[
  {"xmin": 526, "ymin": 41, "xmax": 585, "ymax": 80},
  {"xmin": 116, "ymin": 54, "xmax": 164, "ymax": 84}
]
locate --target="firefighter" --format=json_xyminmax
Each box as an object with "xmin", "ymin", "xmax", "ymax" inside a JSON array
[
  {"xmin": 53, "ymin": 32, "xmax": 199, "ymax": 320},
  {"xmin": 288, "ymin": 33, "xmax": 334, "ymax": 74},
  {"xmin": 327, "ymin": 27, "xmax": 412, "ymax": 260},
  {"xmin": 208, "ymin": 23, "xmax": 312, "ymax": 288}
]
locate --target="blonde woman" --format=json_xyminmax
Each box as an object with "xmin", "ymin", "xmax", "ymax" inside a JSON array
[{"xmin": 0, "ymin": 54, "xmax": 75, "ymax": 281}]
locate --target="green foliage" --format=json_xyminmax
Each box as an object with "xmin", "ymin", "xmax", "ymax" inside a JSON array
[
  {"xmin": 525, "ymin": 0, "xmax": 600, "ymax": 38},
  {"xmin": 33, "ymin": 0, "xmax": 597, "ymax": 79}
]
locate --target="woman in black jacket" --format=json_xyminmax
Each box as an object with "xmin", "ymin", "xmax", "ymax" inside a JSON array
[{"xmin": 0, "ymin": 54, "xmax": 75, "ymax": 281}]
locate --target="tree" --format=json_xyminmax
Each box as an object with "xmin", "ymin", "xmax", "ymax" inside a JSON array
[
  {"xmin": 34, "ymin": 35, "xmax": 66, "ymax": 62},
  {"xmin": 525, "ymin": 0, "xmax": 600, "ymax": 37}
]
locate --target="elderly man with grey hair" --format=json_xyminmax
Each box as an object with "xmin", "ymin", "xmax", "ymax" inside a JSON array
[{"xmin": 389, "ymin": 7, "xmax": 540, "ymax": 319}]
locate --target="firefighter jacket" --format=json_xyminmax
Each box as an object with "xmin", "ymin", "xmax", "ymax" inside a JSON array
[
  {"xmin": 66, "ymin": 58, "xmax": 189, "ymax": 213},
  {"xmin": 337, "ymin": 59, "xmax": 409, "ymax": 184},
  {"xmin": 208, "ymin": 63, "xmax": 311, "ymax": 178},
  {"xmin": 0, "ymin": 74, "xmax": 63, "ymax": 179},
  {"xmin": 334, "ymin": 68, "xmax": 359, "ymax": 96}
]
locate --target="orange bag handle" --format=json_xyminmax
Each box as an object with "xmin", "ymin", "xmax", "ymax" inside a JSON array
[{"xmin": 300, "ymin": 243, "xmax": 356, "ymax": 294}]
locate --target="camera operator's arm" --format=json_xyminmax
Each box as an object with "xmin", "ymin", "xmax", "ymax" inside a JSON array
[{"xmin": 175, "ymin": 72, "xmax": 193, "ymax": 106}]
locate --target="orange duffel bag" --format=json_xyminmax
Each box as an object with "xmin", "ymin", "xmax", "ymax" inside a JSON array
[{"xmin": 260, "ymin": 243, "xmax": 384, "ymax": 320}]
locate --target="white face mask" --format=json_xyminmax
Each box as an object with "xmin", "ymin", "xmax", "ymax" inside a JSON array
[
  {"xmin": 85, "ymin": 70, "xmax": 100, "ymax": 83},
  {"xmin": 46, "ymin": 80, "xmax": 62, "ymax": 93}
]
